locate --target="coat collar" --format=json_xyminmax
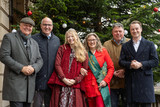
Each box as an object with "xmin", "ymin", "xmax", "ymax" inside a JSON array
[
  {"xmin": 40, "ymin": 31, "xmax": 55, "ymax": 39},
  {"xmin": 15, "ymin": 31, "xmax": 29, "ymax": 59},
  {"xmin": 127, "ymin": 37, "xmax": 146, "ymax": 57},
  {"xmin": 111, "ymin": 36, "xmax": 128, "ymax": 46}
]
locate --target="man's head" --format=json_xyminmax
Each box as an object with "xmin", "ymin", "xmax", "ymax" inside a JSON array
[
  {"xmin": 129, "ymin": 20, "xmax": 142, "ymax": 39},
  {"xmin": 20, "ymin": 17, "xmax": 35, "ymax": 36},
  {"xmin": 112, "ymin": 23, "xmax": 124, "ymax": 43},
  {"xmin": 40, "ymin": 17, "xmax": 53, "ymax": 36}
]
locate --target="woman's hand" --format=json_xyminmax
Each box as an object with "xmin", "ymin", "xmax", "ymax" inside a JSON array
[
  {"xmin": 80, "ymin": 68, "xmax": 88, "ymax": 76},
  {"xmin": 99, "ymin": 80, "xmax": 107, "ymax": 88},
  {"xmin": 68, "ymin": 79, "xmax": 76, "ymax": 84},
  {"xmin": 62, "ymin": 78, "xmax": 75, "ymax": 86}
]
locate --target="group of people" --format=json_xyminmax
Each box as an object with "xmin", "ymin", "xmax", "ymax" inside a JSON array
[{"xmin": 0, "ymin": 16, "xmax": 158, "ymax": 107}]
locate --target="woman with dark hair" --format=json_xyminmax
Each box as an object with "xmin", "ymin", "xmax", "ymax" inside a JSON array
[
  {"xmin": 83, "ymin": 33, "xmax": 114, "ymax": 107},
  {"xmin": 48, "ymin": 28, "xmax": 88, "ymax": 107}
]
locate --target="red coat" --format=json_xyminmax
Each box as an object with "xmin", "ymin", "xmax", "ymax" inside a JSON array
[
  {"xmin": 48, "ymin": 45, "xmax": 88, "ymax": 91},
  {"xmin": 84, "ymin": 48, "xmax": 114, "ymax": 98}
]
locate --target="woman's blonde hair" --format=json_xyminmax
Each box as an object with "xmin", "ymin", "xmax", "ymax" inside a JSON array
[
  {"xmin": 65, "ymin": 28, "xmax": 86, "ymax": 62},
  {"xmin": 84, "ymin": 33, "xmax": 103, "ymax": 52}
]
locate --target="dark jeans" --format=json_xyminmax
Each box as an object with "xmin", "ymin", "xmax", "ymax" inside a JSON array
[
  {"xmin": 111, "ymin": 88, "xmax": 127, "ymax": 107},
  {"xmin": 127, "ymin": 103, "xmax": 151, "ymax": 107},
  {"xmin": 10, "ymin": 101, "xmax": 31, "ymax": 107},
  {"xmin": 33, "ymin": 88, "xmax": 51, "ymax": 107}
]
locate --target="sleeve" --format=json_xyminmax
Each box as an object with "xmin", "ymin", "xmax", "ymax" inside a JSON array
[
  {"xmin": 103, "ymin": 41, "xmax": 109, "ymax": 51},
  {"xmin": 0, "ymin": 34, "xmax": 24, "ymax": 74},
  {"xmin": 55, "ymin": 45, "xmax": 66, "ymax": 80},
  {"xmin": 31, "ymin": 42, "xmax": 43, "ymax": 73},
  {"xmin": 74, "ymin": 54, "xmax": 88, "ymax": 84},
  {"xmin": 141, "ymin": 42, "xmax": 159, "ymax": 70},
  {"xmin": 103, "ymin": 48, "xmax": 114, "ymax": 84},
  {"xmin": 119, "ymin": 44, "xmax": 132, "ymax": 69}
]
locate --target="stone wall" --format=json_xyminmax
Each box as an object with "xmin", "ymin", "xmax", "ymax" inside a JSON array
[
  {"xmin": 0, "ymin": 0, "xmax": 10, "ymax": 106},
  {"xmin": 0, "ymin": 0, "xmax": 27, "ymax": 106}
]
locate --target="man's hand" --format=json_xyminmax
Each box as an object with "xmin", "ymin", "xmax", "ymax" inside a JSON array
[
  {"xmin": 131, "ymin": 60, "xmax": 142, "ymax": 69},
  {"xmin": 27, "ymin": 65, "xmax": 34, "ymax": 74},
  {"xmin": 21, "ymin": 65, "xmax": 35, "ymax": 75},
  {"xmin": 114, "ymin": 69, "xmax": 125, "ymax": 78}
]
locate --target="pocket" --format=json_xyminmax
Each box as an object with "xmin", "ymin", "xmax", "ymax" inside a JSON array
[
  {"xmin": 144, "ymin": 70, "xmax": 152, "ymax": 76},
  {"xmin": 10, "ymin": 70, "xmax": 24, "ymax": 80}
]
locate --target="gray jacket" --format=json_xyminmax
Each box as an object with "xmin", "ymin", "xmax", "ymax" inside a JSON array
[{"xmin": 0, "ymin": 31, "xmax": 43, "ymax": 103}]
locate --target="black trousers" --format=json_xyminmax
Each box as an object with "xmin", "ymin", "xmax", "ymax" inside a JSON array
[
  {"xmin": 111, "ymin": 88, "xmax": 127, "ymax": 107},
  {"xmin": 127, "ymin": 102, "xmax": 151, "ymax": 107},
  {"xmin": 33, "ymin": 88, "xmax": 51, "ymax": 107},
  {"xmin": 10, "ymin": 101, "xmax": 31, "ymax": 107}
]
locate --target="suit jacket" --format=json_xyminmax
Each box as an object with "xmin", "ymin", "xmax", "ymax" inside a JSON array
[
  {"xmin": 119, "ymin": 37, "xmax": 159, "ymax": 103},
  {"xmin": 0, "ymin": 31, "xmax": 43, "ymax": 103}
]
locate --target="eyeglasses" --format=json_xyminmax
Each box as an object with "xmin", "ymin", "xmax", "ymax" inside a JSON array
[
  {"xmin": 42, "ymin": 24, "xmax": 53, "ymax": 27},
  {"xmin": 87, "ymin": 39, "xmax": 97, "ymax": 42}
]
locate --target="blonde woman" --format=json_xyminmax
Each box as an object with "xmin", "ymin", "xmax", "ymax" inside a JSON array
[
  {"xmin": 48, "ymin": 28, "xmax": 88, "ymax": 107},
  {"xmin": 84, "ymin": 33, "xmax": 114, "ymax": 107}
]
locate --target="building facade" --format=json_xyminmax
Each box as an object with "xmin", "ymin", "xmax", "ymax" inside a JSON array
[{"xmin": 0, "ymin": 0, "xmax": 33, "ymax": 106}]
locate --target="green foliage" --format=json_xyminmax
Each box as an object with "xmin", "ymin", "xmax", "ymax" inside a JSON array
[
  {"xmin": 11, "ymin": 23, "xmax": 39, "ymax": 34},
  {"xmin": 11, "ymin": 24, "xmax": 19, "ymax": 29},
  {"xmin": 96, "ymin": 32, "xmax": 111, "ymax": 44},
  {"xmin": 58, "ymin": 34, "xmax": 65, "ymax": 44},
  {"xmin": 12, "ymin": 0, "xmax": 160, "ymax": 82},
  {"xmin": 153, "ymin": 71, "xmax": 160, "ymax": 84}
]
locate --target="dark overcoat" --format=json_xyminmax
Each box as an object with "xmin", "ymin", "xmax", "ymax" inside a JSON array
[
  {"xmin": 32, "ymin": 32, "xmax": 60, "ymax": 90},
  {"xmin": 119, "ymin": 37, "xmax": 159, "ymax": 103},
  {"xmin": 0, "ymin": 31, "xmax": 43, "ymax": 103}
]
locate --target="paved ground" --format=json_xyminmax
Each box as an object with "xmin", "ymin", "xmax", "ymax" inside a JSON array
[{"xmin": 155, "ymin": 82, "xmax": 160, "ymax": 94}]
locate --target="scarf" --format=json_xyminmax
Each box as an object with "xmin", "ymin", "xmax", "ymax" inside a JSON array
[
  {"xmin": 18, "ymin": 30, "xmax": 32, "ymax": 61},
  {"xmin": 88, "ymin": 51, "xmax": 111, "ymax": 107}
]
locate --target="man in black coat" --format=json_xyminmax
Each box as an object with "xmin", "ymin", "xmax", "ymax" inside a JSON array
[
  {"xmin": 32, "ymin": 17, "xmax": 60, "ymax": 107},
  {"xmin": 119, "ymin": 20, "xmax": 159, "ymax": 107}
]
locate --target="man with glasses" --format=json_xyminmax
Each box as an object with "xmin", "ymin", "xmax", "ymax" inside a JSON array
[
  {"xmin": 32, "ymin": 17, "xmax": 60, "ymax": 107},
  {"xmin": 103, "ymin": 23, "xmax": 129, "ymax": 107}
]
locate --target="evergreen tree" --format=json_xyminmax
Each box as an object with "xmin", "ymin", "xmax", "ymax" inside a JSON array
[{"xmin": 28, "ymin": 0, "xmax": 160, "ymax": 81}]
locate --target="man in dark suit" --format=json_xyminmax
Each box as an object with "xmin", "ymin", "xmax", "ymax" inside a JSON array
[
  {"xmin": 32, "ymin": 17, "xmax": 60, "ymax": 107},
  {"xmin": 0, "ymin": 17, "xmax": 43, "ymax": 107},
  {"xmin": 119, "ymin": 20, "xmax": 159, "ymax": 107}
]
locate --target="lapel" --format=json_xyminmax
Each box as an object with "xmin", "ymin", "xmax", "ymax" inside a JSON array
[
  {"xmin": 27, "ymin": 39, "xmax": 32, "ymax": 61},
  {"xmin": 127, "ymin": 40, "xmax": 136, "ymax": 57},
  {"xmin": 127, "ymin": 37, "xmax": 146, "ymax": 59},
  {"xmin": 136, "ymin": 37, "xmax": 145, "ymax": 57},
  {"xmin": 15, "ymin": 32, "xmax": 29, "ymax": 59}
]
